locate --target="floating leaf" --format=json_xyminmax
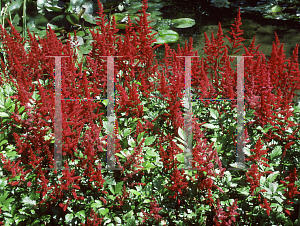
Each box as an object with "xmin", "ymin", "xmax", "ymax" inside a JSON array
[
  {"xmin": 154, "ymin": 30, "xmax": 179, "ymax": 44},
  {"xmin": 270, "ymin": 5, "xmax": 283, "ymax": 13},
  {"xmin": 171, "ymin": 18, "xmax": 195, "ymax": 28}
]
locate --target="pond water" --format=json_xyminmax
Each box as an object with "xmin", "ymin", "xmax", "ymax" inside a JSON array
[
  {"xmin": 153, "ymin": 1, "xmax": 300, "ymax": 63},
  {"xmin": 151, "ymin": 0, "xmax": 300, "ymax": 102}
]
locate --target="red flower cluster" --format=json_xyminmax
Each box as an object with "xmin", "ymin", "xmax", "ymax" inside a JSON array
[
  {"xmin": 0, "ymin": 0, "xmax": 299, "ymax": 224},
  {"xmin": 213, "ymin": 199, "xmax": 240, "ymax": 225}
]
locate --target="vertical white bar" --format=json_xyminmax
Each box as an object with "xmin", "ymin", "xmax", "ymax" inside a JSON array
[
  {"xmin": 229, "ymin": 56, "xmax": 252, "ymax": 170},
  {"xmin": 46, "ymin": 56, "xmax": 69, "ymax": 172},
  {"xmin": 106, "ymin": 56, "xmax": 116, "ymax": 169},
  {"xmin": 236, "ymin": 56, "xmax": 245, "ymax": 168},
  {"xmin": 177, "ymin": 56, "xmax": 200, "ymax": 170},
  {"xmin": 105, "ymin": 56, "xmax": 122, "ymax": 170}
]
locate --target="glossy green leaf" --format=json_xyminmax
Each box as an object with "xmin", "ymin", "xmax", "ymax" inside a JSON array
[
  {"xmin": 8, "ymin": 0, "xmax": 23, "ymax": 13},
  {"xmin": 270, "ymin": 146, "xmax": 282, "ymax": 160},
  {"xmin": 116, "ymin": 24, "xmax": 127, "ymax": 29},
  {"xmin": 144, "ymin": 136, "xmax": 156, "ymax": 145},
  {"xmin": 115, "ymin": 181, "xmax": 124, "ymax": 195},
  {"xmin": 65, "ymin": 213, "xmax": 74, "ymax": 222},
  {"xmin": 171, "ymin": 18, "xmax": 196, "ymax": 28},
  {"xmin": 146, "ymin": 149, "xmax": 159, "ymax": 157},
  {"xmin": 45, "ymin": 6, "xmax": 64, "ymax": 12},
  {"xmin": 154, "ymin": 30, "xmax": 179, "ymax": 44},
  {"xmin": 114, "ymin": 217, "xmax": 122, "ymax": 224},
  {"xmin": 66, "ymin": 14, "xmax": 80, "ymax": 25},
  {"xmin": 270, "ymin": 5, "xmax": 283, "ymax": 13},
  {"xmin": 83, "ymin": 14, "xmax": 97, "ymax": 24},
  {"xmin": 99, "ymin": 208, "xmax": 109, "ymax": 216}
]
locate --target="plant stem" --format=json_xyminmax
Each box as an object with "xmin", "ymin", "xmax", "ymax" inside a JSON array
[{"xmin": 23, "ymin": 0, "xmax": 26, "ymax": 38}]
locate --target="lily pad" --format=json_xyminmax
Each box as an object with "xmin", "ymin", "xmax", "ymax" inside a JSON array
[
  {"xmin": 155, "ymin": 19, "xmax": 171, "ymax": 30},
  {"xmin": 270, "ymin": 5, "xmax": 283, "ymax": 13},
  {"xmin": 154, "ymin": 30, "xmax": 179, "ymax": 44},
  {"xmin": 171, "ymin": 18, "xmax": 195, "ymax": 28}
]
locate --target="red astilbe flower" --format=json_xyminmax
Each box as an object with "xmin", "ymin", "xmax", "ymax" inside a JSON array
[
  {"xmin": 141, "ymin": 195, "xmax": 163, "ymax": 224},
  {"xmin": 280, "ymin": 167, "xmax": 300, "ymax": 205},
  {"xmin": 245, "ymin": 138, "xmax": 270, "ymax": 196},
  {"xmin": 259, "ymin": 198, "xmax": 272, "ymax": 216},
  {"xmin": 81, "ymin": 209, "xmax": 103, "ymax": 226},
  {"xmin": 213, "ymin": 199, "xmax": 240, "ymax": 225}
]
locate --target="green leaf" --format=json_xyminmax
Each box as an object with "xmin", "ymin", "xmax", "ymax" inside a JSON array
[
  {"xmin": 201, "ymin": 123, "xmax": 217, "ymax": 129},
  {"xmin": 66, "ymin": 14, "xmax": 80, "ymax": 26},
  {"xmin": 154, "ymin": 30, "xmax": 179, "ymax": 44},
  {"xmin": 171, "ymin": 18, "xmax": 196, "ymax": 28},
  {"xmin": 114, "ymin": 217, "xmax": 122, "ymax": 224},
  {"xmin": 146, "ymin": 149, "xmax": 159, "ymax": 157},
  {"xmin": 270, "ymin": 146, "xmax": 282, "ymax": 160},
  {"xmin": 128, "ymin": 136, "xmax": 135, "ymax": 147},
  {"xmin": 270, "ymin": 5, "xmax": 283, "ymax": 13},
  {"xmin": 123, "ymin": 210, "xmax": 134, "ymax": 221},
  {"xmin": 8, "ymin": 0, "xmax": 23, "ymax": 13},
  {"xmin": 83, "ymin": 14, "xmax": 97, "ymax": 24},
  {"xmin": 209, "ymin": 108, "xmax": 219, "ymax": 119},
  {"xmin": 21, "ymin": 196, "xmax": 36, "ymax": 206},
  {"xmin": 144, "ymin": 136, "xmax": 156, "ymax": 146},
  {"xmin": 65, "ymin": 213, "xmax": 74, "ymax": 222},
  {"xmin": 99, "ymin": 208, "xmax": 109, "ymax": 216},
  {"xmin": 115, "ymin": 153, "xmax": 126, "ymax": 159},
  {"xmin": 137, "ymin": 131, "xmax": 145, "ymax": 144},
  {"xmin": 75, "ymin": 210, "xmax": 85, "ymax": 220},
  {"xmin": 45, "ymin": 6, "xmax": 64, "ymax": 12},
  {"xmin": 129, "ymin": 190, "xmax": 141, "ymax": 196},
  {"xmin": 115, "ymin": 181, "xmax": 124, "ymax": 195},
  {"xmin": 0, "ymin": 112, "xmax": 9, "ymax": 118},
  {"xmin": 0, "ymin": 139, "xmax": 8, "ymax": 146},
  {"xmin": 143, "ymin": 161, "xmax": 155, "ymax": 169},
  {"xmin": 178, "ymin": 127, "xmax": 187, "ymax": 141},
  {"xmin": 91, "ymin": 201, "xmax": 102, "ymax": 209},
  {"xmin": 267, "ymin": 171, "xmax": 279, "ymax": 183},
  {"xmin": 176, "ymin": 153, "xmax": 185, "ymax": 163},
  {"xmin": 107, "ymin": 185, "xmax": 115, "ymax": 195}
]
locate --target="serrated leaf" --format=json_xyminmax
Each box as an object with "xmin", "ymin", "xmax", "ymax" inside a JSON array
[
  {"xmin": 146, "ymin": 149, "xmax": 159, "ymax": 157},
  {"xmin": 143, "ymin": 161, "xmax": 155, "ymax": 169},
  {"xmin": 129, "ymin": 190, "xmax": 141, "ymax": 196},
  {"xmin": 128, "ymin": 136, "xmax": 135, "ymax": 147},
  {"xmin": 115, "ymin": 181, "xmax": 124, "ymax": 195},
  {"xmin": 209, "ymin": 108, "xmax": 219, "ymax": 119},
  {"xmin": 21, "ymin": 196, "xmax": 36, "ymax": 205},
  {"xmin": 65, "ymin": 213, "xmax": 74, "ymax": 222},
  {"xmin": 122, "ymin": 128, "xmax": 131, "ymax": 137},
  {"xmin": 114, "ymin": 217, "xmax": 122, "ymax": 224},
  {"xmin": 144, "ymin": 136, "xmax": 156, "ymax": 145},
  {"xmin": 115, "ymin": 153, "xmax": 126, "ymax": 159},
  {"xmin": 201, "ymin": 123, "xmax": 217, "ymax": 129},
  {"xmin": 270, "ymin": 146, "xmax": 282, "ymax": 160},
  {"xmin": 267, "ymin": 171, "xmax": 279, "ymax": 183},
  {"xmin": 176, "ymin": 153, "xmax": 185, "ymax": 163},
  {"xmin": 123, "ymin": 210, "xmax": 134, "ymax": 221},
  {"xmin": 91, "ymin": 201, "xmax": 102, "ymax": 208},
  {"xmin": 99, "ymin": 208, "xmax": 109, "ymax": 216}
]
